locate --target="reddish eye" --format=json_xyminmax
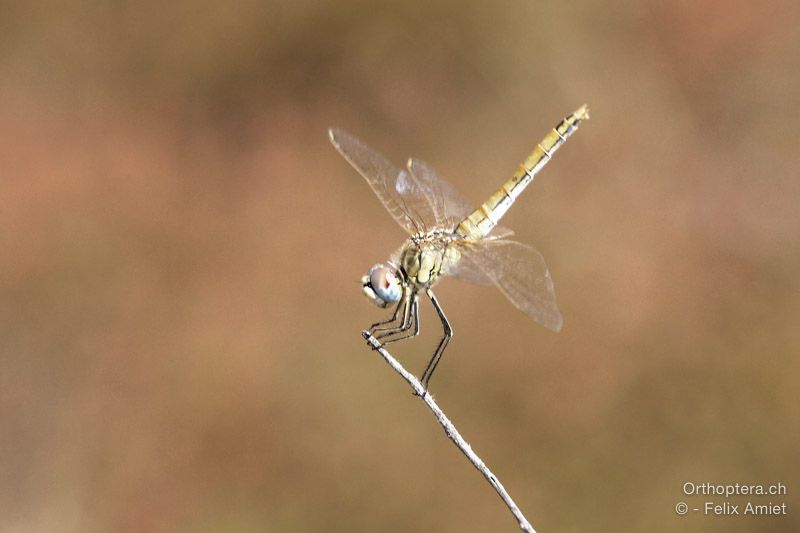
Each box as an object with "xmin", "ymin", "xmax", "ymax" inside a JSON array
[
  {"xmin": 370, "ymin": 266, "xmax": 392, "ymax": 289},
  {"xmin": 368, "ymin": 264, "xmax": 402, "ymax": 304}
]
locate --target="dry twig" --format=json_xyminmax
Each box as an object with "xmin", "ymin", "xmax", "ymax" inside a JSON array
[{"xmin": 363, "ymin": 331, "xmax": 536, "ymax": 533}]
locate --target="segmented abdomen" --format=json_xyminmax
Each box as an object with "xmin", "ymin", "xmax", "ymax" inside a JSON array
[{"xmin": 456, "ymin": 105, "xmax": 589, "ymax": 240}]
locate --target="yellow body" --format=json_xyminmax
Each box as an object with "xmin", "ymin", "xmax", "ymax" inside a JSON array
[
  {"xmin": 396, "ymin": 106, "xmax": 589, "ymax": 292},
  {"xmin": 457, "ymin": 105, "xmax": 589, "ymax": 241},
  {"xmin": 329, "ymin": 106, "xmax": 589, "ymax": 378},
  {"xmin": 399, "ymin": 231, "xmax": 461, "ymax": 289}
]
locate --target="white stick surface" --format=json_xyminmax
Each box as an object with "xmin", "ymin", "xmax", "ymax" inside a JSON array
[{"xmin": 362, "ymin": 331, "xmax": 537, "ymax": 533}]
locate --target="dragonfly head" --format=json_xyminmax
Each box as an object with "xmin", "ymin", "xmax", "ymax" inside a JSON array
[{"xmin": 362, "ymin": 263, "xmax": 403, "ymax": 308}]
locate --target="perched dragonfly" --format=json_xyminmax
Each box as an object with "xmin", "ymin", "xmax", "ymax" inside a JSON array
[{"xmin": 330, "ymin": 106, "xmax": 589, "ymax": 391}]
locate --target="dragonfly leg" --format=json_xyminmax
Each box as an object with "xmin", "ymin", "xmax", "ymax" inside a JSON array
[
  {"xmin": 419, "ymin": 289, "xmax": 452, "ymax": 392},
  {"xmin": 374, "ymin": 291, "xmax": 415, "ymax": 341},
  {"xmin": 369, "ymin": 295, "xmax": 405, "ymax": 335},
  {"xmin": 380, "ymin": 298, "xmax": 420, "ymax": 346}
]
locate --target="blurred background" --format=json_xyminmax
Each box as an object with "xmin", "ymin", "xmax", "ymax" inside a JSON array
[{"xmin": 1, "ymin": 1, "xmax": 798, "ymax": 532}]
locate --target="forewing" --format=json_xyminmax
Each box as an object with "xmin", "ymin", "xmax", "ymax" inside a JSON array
[
  {"xmin": 407, "ymin": 158, "xmax": 474, "ymax": 228},
  {"xmin": 452, "ymin": 239, "xmax": 563, "ymax": 331},
  {"xmin": 407, "ymin": 158, "xmax": 513, "ymax": 237},
  {"xmin": 329, "ymin": 128, "xmax": 437, "ymax": 234}
]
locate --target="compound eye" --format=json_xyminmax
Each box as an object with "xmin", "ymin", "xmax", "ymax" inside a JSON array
[{"xmin": 369, "ymin": 265, "xmax": 402, "ymax": 304}]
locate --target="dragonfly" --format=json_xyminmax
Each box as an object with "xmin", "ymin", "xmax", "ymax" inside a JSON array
[{"xmin": 329, "ymin": 105, "xmax": 589, "ymax": 391}]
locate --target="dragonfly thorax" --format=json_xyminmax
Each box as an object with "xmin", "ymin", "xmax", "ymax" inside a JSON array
[{"xmin": 399, "ymin": 231, "xmax": 462, "ymax": 289}]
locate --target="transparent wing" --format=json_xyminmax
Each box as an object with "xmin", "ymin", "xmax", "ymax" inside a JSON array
[
  {"xmin": 408, "ymin": 158, "xmax": 513, "ymax": 237},
  {"xmin": 449, "ymin": 239, "xmax": 563, "ymax": 331},
  {"xmin": 329, "ymin": 128, "xmax": 438, "ymax": 235},
  {"xmin": 485, "ymin": 227, "xmax": 515, "ymax": 239},
  {"xmin": 407, "ymin": 158, "xmax": 474, "ymax": 228}
]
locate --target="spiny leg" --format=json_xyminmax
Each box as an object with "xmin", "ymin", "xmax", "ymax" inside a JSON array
[
  {"xmin": 374, "ymin": 290, "xmax": 414, "ymax": 341},
  {"xmin": 419, "ymin": 289, "xmax": 453, "ymax": 391},
  {"xmin": 369, "ymin": 294, "xmax": 406, "ymax": 335},
  {"xmin": 380, "ymin": 298, "xmax": 420, "ymax": 346},
  {"xmin": 370, "ymin": 286, "xmax": 415, "ymax": 336}
]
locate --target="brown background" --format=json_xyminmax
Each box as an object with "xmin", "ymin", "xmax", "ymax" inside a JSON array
[{"xmin": 1, "ymin": 1, "xmax": 798, "ymax": 532}]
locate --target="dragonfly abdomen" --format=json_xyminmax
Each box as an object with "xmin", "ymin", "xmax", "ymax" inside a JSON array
[{"xmin": 457, "ymin": 105, "xmax": 589, "ymax": 240}]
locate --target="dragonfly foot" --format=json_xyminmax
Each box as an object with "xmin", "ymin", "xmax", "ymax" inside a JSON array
[{"xmin": 362, "ymin": 330, "xmax": 382, "ymax": 350}]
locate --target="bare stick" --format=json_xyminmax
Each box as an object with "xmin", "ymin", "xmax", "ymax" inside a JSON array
[{"xmin": 363, "ymin": 331, "xmax": 537, "ymax": 533}]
